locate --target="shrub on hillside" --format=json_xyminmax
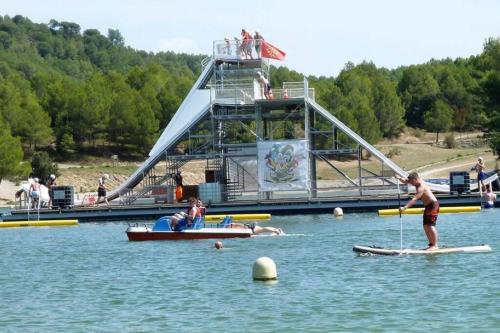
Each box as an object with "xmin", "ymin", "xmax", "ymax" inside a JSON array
[
  {"xmin": 444, "ymin": 134, "xmax": 456, "ymax": 149},
  {"xmin": 387, "ymin": 147, "xmax": 401, "ymax": 158},
  {"xmin": 31, "ymin": 152, "xmax": 58, "ymax": 185}
]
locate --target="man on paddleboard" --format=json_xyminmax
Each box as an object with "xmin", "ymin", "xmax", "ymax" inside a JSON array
[{"xmin": 396, "ymin": 172, "xmax": 440, "ymax": 250}]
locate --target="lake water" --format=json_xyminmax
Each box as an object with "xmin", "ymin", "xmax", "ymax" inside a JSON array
[{"xmin": 1, "ymin": 209, "xmax": 499, "ymax": 332}]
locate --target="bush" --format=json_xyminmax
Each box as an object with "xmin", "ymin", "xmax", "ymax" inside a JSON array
[
  {"xmin": 31, "ymin": 151, "xmax": 58, "ymax": 185},
  {"xmin": 444, "ymin": 134, "xmax": 456, "ymax": 149},
  {"xmin": 409, "ymin": 127, "xmax": 425, "ymax": 139},
  {"xmin": 387, "ymin": 147, "xmax": 401, "ymax": 158}
]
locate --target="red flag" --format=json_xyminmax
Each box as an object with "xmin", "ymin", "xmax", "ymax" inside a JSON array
[{"xmin": 261, "ymin": 41, "xmax": 286, "ymax": 61}]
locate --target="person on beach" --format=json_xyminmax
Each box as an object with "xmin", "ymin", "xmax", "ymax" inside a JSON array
[
  {"xmin": 170, "ymin": 196, "xmax": 200, "ymax": 231},
  {"xmin": 97, "ymin": 174, "xmax": 109, "ymax": 206},
  {"xmin": 471, "ymin": 157, "xmax": 486, "ymax": 192},
  {"xmin": 230, "ymin": 222, "xmax": 284, "ymax": 236},
  {"xmin": 396, "ymin": 172, "xmax": 440, "ymax": 250}
]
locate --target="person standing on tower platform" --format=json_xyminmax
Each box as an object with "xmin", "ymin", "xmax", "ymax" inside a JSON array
[
  {"xmin": 240, "ymin": 29, "xmax": 253, "ymax": 59},
  {"xmin": 254, "ymin": 32, "xmax": 264, "ymax": 58},
  {"xmin": 257, "ymin": 72, "xmax": 273, "ymax": 99}
]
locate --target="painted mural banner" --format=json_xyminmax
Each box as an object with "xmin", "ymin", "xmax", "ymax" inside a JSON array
[{"xmin": 257, "ymin": 140, "xmax": 309, "ymax": 191}]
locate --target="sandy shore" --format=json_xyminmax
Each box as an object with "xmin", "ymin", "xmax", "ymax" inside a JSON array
[{"xmin": 0, "ymin": 180, "xmax": 18, "ymax": 207}]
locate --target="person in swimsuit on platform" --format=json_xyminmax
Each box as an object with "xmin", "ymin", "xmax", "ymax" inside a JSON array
[
  {"xmin": 29, "ymin": 177, "xmax": 41, "ymax": 209},
  {"xmin": 471, "ymin": 157, "xmax": 486, "ymax": 192},
  {"xmin": 396, "ymin": 172, "xmax": 440, "ymax": 250}
]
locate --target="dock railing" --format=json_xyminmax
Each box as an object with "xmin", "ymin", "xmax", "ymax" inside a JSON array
[
  {"xmin": 213, "ymin": 39, "xmax": 267, "ymax": 61},
  {"xmin": 254, "ymin": 81, "xmax": 315, "ymax": 100},
  {"xmin": 212, "ymin": 78, "xmax": 257, "ymax": 105}
]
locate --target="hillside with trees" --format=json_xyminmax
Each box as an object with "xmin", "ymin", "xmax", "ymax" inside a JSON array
[{"xmin": 0, "ymin": 14, "xmax": 499, "ymax": 184}]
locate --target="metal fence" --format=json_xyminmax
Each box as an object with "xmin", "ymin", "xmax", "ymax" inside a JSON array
[{"xmin": 213, "ymin": 39, "xmax": 267, "ymax": 61}]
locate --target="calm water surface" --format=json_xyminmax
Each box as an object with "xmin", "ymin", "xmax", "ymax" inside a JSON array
[{"xmin": 1, "ymin": 210, "xmax": 499, "ymax": 332}]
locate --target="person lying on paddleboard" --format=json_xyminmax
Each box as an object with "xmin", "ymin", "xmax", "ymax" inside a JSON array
[
  {"xmin": 230, "ymin": 222, "xmax": 284, "ymax": 236},
  {"xmin": 396, "ymin": 172, "xmax": 440, "ymax": 250}
]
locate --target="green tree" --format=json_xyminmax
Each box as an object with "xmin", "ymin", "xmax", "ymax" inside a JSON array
[
  {"xmin": 73, "ymin": 74, "xmax": 111, "ymax": 145},
  {"xmin": 372, "ymin": 79, "xmax": 405, "ymax": 137},
  {"xmin": 0, "ymin": 74, "xmax": 52, "ymax": 149},
  {"xmin": 107, "ymin": 29, "xmax": 124, "ymax": 46},
  {"xmin": 0, "ymin": 117, "xmax": 26, "ymax": 183},
  {"xmin": 398, "ymin": 66, "xmax": 440, "ymax": 128},
  {"xmin": 489, "ymin": 131, "xmax": 500, "ymax": 160},
  {"xmin": 424, "ymin": 100, "xmax": 454, "ymax": 143}
]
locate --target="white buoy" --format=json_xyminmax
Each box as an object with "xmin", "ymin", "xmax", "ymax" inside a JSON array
[
  {"xmin": 252, "ymin": 257, "xmax": 277, "ymax": 281},
  {"xmin": 333, "ymin": 207, "xmax": 343, "ymax": 217},
  {"xmin": 215, "ymin": 241, "xmax": 223, "ymax": 250}
]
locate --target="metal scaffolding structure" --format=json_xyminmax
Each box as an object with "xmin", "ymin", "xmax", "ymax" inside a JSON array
[{"xmin": 109, "ymin": 39, "xmax": 463, "ymax": 206}]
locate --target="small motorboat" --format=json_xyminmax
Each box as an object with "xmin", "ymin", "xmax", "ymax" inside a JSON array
[{"xmin": 126, "ymin": 216, "xmax": 253, "ymax": 241}]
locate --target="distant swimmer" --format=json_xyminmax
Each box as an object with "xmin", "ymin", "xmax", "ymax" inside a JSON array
[
  {"xmin": 483, "ymin": 184, "xmax": 496, "ymax": 209},
  {"xmin": 396, "ymin": 172, "xmax": 440, "ymax": 250}
]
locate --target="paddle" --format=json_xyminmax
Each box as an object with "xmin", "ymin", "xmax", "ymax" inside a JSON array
[{"xmin": 396, "ymin": 177, "xmax": 403, "ymax": 253}]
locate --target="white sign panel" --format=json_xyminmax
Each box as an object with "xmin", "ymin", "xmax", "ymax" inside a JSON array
[{"xmin": 257, "ymin": 140, "xmax": 309, "ymax": 191}]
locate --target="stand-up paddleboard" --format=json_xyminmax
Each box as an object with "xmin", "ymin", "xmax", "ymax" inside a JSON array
[{"xmin": 353, "ymin": 244, "xmax": 492, "ymax": 255}]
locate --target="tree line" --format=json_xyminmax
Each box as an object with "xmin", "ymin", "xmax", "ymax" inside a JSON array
[{"xmin": 0, "ymin": 15, "xmax": 499, "ymax": 183}]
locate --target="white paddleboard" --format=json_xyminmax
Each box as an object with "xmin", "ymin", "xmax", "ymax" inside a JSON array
[{"xmin": 353, "ymin": 244, "xmax": 492, "ymax": 255}]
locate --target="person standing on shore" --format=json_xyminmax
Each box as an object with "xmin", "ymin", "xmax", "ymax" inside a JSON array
[{"xmin": 396, "ymin": 172, "xmax": 440, "ymax": 250}]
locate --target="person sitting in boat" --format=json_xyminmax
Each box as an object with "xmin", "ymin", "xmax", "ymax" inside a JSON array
[
  {"xmin": 230, "ymin": 222, "xmax": 284, "ymax": 236},
  {"xmin": 170, "ymin": 197, "xmax": 201, "ymax": 231},
  {"xmin": 197, "ymin": 199, "xmax": 207, "ymax": 217}
]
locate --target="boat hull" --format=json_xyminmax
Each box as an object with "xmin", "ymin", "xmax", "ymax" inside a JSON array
[{"xmin": 126, "ymin": 226, "xmax": 253, "ymax": 241}]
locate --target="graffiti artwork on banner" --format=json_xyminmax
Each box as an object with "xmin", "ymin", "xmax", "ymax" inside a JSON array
[{"xmin": 258, "ymin": 140, "xmax": 309, "ymax": 191}]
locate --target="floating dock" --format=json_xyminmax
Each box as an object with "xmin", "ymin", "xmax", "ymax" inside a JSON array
[
  {"xmin": 0, "ymin": 219, "xmax": 79, "ymax": 228},
  {"xmin": 0, "ymin": 194, "xmax": 489, "ymax": 223},
  {"xmin": 378, "ymin": 206, "xmax": 482, "ymax": 216},
  {"xmin": 204, "ymin": 213, "xmax": 271, "ymax": 222}
]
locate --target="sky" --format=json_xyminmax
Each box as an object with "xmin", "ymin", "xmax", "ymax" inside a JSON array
[{"xmin": 3, "ymin": 0, "xmax": 500, "ymax": 76}]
